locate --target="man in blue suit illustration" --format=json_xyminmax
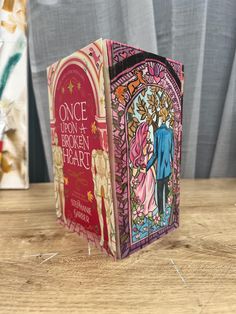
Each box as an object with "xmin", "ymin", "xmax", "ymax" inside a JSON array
[{"xmin": 146, "ymin": 108, "xmax": 174, "ymax": 215}]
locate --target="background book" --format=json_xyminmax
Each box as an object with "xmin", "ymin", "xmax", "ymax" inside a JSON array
[{"xmin": 0, "ymin": 0, "xmax": 28, "ymax": 189}]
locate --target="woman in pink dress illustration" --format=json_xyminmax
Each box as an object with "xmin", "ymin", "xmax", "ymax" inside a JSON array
[{"xmin": 130, "ymin": 122, "xmax": 157, "ymax": 218}]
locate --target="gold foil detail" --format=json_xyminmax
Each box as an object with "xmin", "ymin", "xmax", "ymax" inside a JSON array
[
  {"xmin": 91, "ymin": 121, "xmax": 97, "ymax": 134},
  {"xmin": 87, "ymin": 191, "xmax": 94, "ymax": 202},
  {"xmin": 67, "ymin": 81, "xmax": 74, "ymax": 94}
]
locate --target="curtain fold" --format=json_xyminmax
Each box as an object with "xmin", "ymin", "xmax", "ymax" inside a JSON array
[
  {"xmin": 27, "ymin": 0, "xmax": 236, "ymax": 180},
  {"xmin": 210, "ymin": 50, "xmax": 236, "ymax": 177}
]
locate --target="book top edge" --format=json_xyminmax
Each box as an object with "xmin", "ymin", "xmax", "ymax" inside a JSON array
[{"xmin": 47, "ymin": 39, "xmax": 184, "ymax": 72}]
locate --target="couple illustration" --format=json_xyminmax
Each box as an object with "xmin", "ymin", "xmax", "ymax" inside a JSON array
[{"xmin": 130, "ymin": 111, "xmax": 174, "ymax": 219}]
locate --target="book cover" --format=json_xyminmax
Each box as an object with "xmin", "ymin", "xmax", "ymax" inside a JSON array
[
  {"xmin": 47, "ymin": 39, "xmax": 184, "ymax": 259},
  {"xmin": 0, "ymin": 0, "xmax": 28, "ymax": 189},
  {"xmin": 47, "ymin": 39, "xmax": 117, "ymax": 257},
  {"xmin": 106, "ymin": 40, "xmax": 183, "ymax": 258}
]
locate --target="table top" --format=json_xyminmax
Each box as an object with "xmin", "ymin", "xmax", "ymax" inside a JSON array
[{"xmin": 0, "ymin": 179, "xmax": 236, "ymax": 314}]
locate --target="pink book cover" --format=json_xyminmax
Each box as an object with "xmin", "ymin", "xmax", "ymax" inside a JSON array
[{"xmin": 47, "ymin": 39, "xmax": 184, "ymax": 259}]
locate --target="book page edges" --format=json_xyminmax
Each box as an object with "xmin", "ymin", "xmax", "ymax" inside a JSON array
[{"xmin": 102, "ymin": 39, "xmax": 121, "ymax": 259}]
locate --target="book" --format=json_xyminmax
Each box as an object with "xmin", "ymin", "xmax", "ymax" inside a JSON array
[
  {"xmin": 47, "ymin": 39, "xmax": 184, "ymax": 259},
  {"xmin": 0, "ymin": 0, "xmax": 29, "ymax": 189}
]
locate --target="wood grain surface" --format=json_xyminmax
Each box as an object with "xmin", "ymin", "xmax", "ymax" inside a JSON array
[{"xmin": 0, "ymin": 179, "xmax": 236, "ymax": 314}]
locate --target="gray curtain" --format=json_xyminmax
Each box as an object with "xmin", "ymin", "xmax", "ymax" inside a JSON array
[{"xmin": 28, "ymin": 0, "xmax": 236, "ymax": 179}]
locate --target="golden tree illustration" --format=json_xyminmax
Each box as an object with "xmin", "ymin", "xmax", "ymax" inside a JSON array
[{"xmin": 127, "ymin": 86, "xmax": 173, "ymax": 140}]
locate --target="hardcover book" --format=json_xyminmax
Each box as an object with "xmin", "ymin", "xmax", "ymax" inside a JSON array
[{"xmin": 47, "ymin": 39, "xmax": 184, "ymax": 259}]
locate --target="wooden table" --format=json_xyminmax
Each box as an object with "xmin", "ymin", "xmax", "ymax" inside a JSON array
[{"xmin": 0, "ymin": 179, "xmax": 236, "ymax": 314}]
